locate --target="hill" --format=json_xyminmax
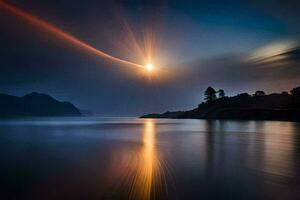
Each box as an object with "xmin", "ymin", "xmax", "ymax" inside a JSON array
[
  {"xmin": 0, "ymin": 92, "xmax": 81, "ymax": 117},
  {"xmin": 141, "ymin": 87, "xmax": 300, "ymax": 122}
]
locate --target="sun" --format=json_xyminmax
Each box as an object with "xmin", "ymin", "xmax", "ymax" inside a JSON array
[{"xmin": 146, "ymin": 63, "xmax": 153, "ymax": 71}]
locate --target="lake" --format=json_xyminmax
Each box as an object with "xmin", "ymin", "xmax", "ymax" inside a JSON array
[{"xmin": 0, "ymin": 117, "xmax": 299, "ymax": 200}]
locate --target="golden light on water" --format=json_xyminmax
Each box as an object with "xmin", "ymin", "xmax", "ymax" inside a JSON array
[
  {"xmin": 133, "ymin": 120, "xmax": 169, "ymax": 200},
  {"xmin": 129, "ymin": 120, "xmax": 156, "ymax": 200},
  {"xmin": 104, "ymin": 119, "xmax": 169, "ymax": 199}
]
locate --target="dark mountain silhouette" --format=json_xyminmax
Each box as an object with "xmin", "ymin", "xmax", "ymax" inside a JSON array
[
  {"xmin": 0, "ymin": 92, "xmax": 81, "ymax": 117},
  {"xmin": 141, "ymin": 86, "xmax": 300, "ymax": 122}
]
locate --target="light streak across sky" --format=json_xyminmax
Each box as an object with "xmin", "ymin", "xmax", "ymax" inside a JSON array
[{"xmin": 0, "ymin": 0, "xmax": 145, "ymax": 69}]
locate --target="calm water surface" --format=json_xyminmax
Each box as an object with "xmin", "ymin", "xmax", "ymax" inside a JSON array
[{"xmin": 0, "ymin": 117, "xmax": 300, "ymax": 200}]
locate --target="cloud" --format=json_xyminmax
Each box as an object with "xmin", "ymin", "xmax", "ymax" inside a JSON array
[
  {"xmin": 246, "ymin": 39, "xmax": 300, "ymax": 63},
  {"xmin": 175, "ymin": 39, "xmax": 300, "ymax": 86}
]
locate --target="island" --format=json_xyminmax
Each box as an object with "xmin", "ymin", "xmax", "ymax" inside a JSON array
[
  {"xmin": 141, "ymin": 86, "xmax": 300, "ymax": 122},
  {"xmin": 0, "ymin": 92, "xmax": 81, "ymax": 117}
]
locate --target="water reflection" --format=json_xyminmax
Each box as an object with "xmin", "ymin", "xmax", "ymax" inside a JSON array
[
  {"xmin": 200, "ymin": 120, "xmax": 297, "ymax": 178},
  {"xmin": 244, "ymin": 121, "xmax": 296, "ymax": 177},
  {"xmin": 129, "ymin": 119, "xmax": 156, "ymax": 200},
  {"xmin": 116, "ymin": 119, "xmax": 167, "ymax": 200},
  {"xmin": 0, "ymin": 118, "xmax": 300, "ymax": 199}
]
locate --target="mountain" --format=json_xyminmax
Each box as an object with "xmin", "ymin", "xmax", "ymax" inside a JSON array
[
  {"xmin": 0, "ymin": 92, "xmax": 81, "ymax": 117},
  {"xmin": 141, "ymin": 87, "xmax": 300, "ymax": 122}
]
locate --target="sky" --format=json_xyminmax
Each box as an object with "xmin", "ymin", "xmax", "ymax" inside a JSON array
[{"xmin": 1, "ymin": 0, "xmax": 300, "ymax": 116}]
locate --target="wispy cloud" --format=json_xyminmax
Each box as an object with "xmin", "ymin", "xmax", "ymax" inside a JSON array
[
  {"xmin": 169, "ymin": 39, "xmax": 300, "ymax": 96},
  {"xmin": 246, "ymin": 39, "xmax": 300, "ymax": 65}
]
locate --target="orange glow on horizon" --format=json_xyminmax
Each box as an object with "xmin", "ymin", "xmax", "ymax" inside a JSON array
[{"xmin": 0, "ymin": 1, "xmax": 145, "ymax": 69}]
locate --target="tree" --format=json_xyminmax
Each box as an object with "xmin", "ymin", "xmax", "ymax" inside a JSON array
[
  {"xmin": 204, "ymin": 87, "xmax": 217, "ymax": 102},
  {"xmin": 254, "ymin": 90, "xmax": 265, "ymax": 96},
  {"xmin": 218, "ymin": 89, "xmax": 225, "ymax": 98},
  {"xmin": 290, "ymin": 87, "xmax": 300, "ymax": 96}
]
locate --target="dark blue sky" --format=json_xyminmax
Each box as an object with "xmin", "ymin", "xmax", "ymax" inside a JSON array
[{"xmin": 1, "ymin": 0, "xmax": 300, "ymax": 115}]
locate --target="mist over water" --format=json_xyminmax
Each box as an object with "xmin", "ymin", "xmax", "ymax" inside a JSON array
[{"xmin": 0, "ymin": 117, "xmax": 300, "ymax": 200}]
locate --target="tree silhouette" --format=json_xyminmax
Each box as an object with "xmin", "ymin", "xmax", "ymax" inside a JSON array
[
  {"xmin": 218, "ymin": 89, "xmax": 225, "ymax": 98},
  {"xmin": 205, "ymin": 87, "xmax": 217, "ymax": 102},
  {"xmin": 290, "ymin": 87, "xmax": 300, "ymax": 96},
  {"xmin": 254, "ymin": 90, "xmax": 265, "ymax": 96}
]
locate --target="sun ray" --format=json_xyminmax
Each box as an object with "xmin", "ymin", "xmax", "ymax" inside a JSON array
[{"xmin": 0, "ymin": 1, "xmax": 145, "ymax": 69}]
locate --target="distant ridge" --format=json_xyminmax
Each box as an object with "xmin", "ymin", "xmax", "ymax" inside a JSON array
[
  {"xmin": 141, "ymin": 86, "xmax": 300, "ymax": 122},
  {"xmin": 0, "ymin": 92, "xmax": 81, "ymax": 117}
]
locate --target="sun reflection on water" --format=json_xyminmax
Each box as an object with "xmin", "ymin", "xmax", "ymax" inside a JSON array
[
  {"xmin": 107, "ymin": 119, "xmax": 168, "ymax": 200},
  {"xmin": 128, "ymin": 120, "xmax": 156, "ymax": 199},
  {"xmin": 127, "ymin": 119, "xmax": 168, "ymax": 200}
]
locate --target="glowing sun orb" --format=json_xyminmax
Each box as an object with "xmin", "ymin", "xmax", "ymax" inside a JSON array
[{"xmin": 146, "ymin": 63, "xmax": 153, "ymax": 71}]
